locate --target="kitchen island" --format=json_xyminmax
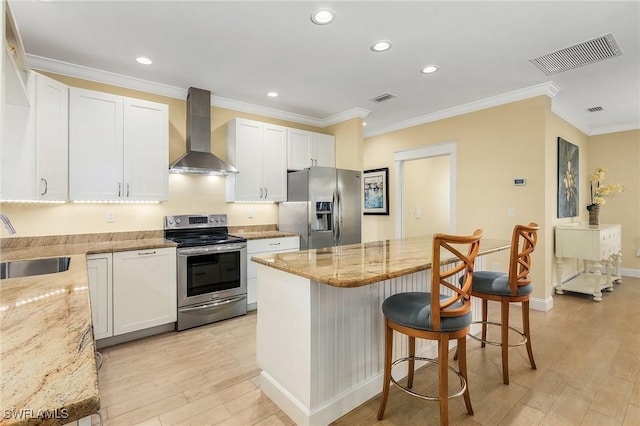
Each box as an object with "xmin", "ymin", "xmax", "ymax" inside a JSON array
[{"xmin": 252, "ymin": 236, "xmax": 510, "ymax": 426}]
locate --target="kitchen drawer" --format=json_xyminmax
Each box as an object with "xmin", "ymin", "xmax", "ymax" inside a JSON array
[{"xmin": 247, "ymin": 236, "xmax": 299, "ymax": 254}]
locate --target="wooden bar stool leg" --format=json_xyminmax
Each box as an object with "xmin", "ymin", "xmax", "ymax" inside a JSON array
[
  {"xmin": 457, "ymin": 336, "xmax": 473, "ymax": 415},
  {"xmin": 407, "ymin": 336, "xmax": 416, "ymax": 389},
  {"xmin": 522, "ymin": 300, "xmax": 537, "ymax": 370},
  {"xmin": 501, "ymin": 300, "xmax": 510, "ymax": 385},
  {"xmin": 481, "ymin": 299, "xmax": 488, "ymax": 348},
  {"xmin": 377, "ymin": 321, "xmax": 393, "ymax": 420},
  {"xmin": 438, "ymin": 335, "xmax": 449, "ymax": 426}
]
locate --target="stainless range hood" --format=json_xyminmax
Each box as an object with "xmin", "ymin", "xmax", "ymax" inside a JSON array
[{"xmin": 169, "ymin": 87, "xmax": 238, "ymax": 175}]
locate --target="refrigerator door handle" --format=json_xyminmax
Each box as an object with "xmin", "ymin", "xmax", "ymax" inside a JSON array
[
  {"xmin": 331, "ymin": 191, "xmax": 339, "ymax": 246},
  {"xmin": 336, "ymin": 189, "xmax": 342, "ymax": 245}
]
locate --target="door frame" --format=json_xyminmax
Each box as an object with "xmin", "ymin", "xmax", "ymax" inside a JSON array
[{"xmin": 394, "ymin": 141, "xmax": 457, "ymax": 238}]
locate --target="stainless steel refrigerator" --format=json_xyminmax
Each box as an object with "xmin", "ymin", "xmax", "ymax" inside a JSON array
[{"xmin": 279, "ymin": 167, "xmax": 361, "ymax": 250}]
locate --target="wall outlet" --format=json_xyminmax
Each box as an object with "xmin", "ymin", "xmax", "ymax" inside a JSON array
[
  {"xmin": 507, "ymin": 207, "xmax": 515, "ymax": 218},
  {"xmin": 492, "ymin": 262, "xmax": 499, "ymax": 271},
  {"xmin": 415, "ymin": 207, "xmax": 422, "ymax": 219},
  {"xmin": 106, "ymin": 210, "xmax": 115, "ymax": 223},
  {"xmin": 247, "ymin": 208, "xmax": 254, "ymax": 219},
  {"xmin": 636, "ymin": 249, "xmax": 640, "ymax": 257}
]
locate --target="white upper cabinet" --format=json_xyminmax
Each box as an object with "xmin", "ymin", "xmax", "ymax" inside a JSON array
[
  {"xmin": 35, "ymin": 72, "xmax": 69, "ymax": 201},
  {"xmin": 69, "ymin": 87, "xmax": 168, "ymax": 201},
  {"xmin": 287, "ymin": 129, "xmax": 335, "ymax": 170},
  {"xmin": 1, "ymin": 71, "xmax": 68, "ymax": 201},
  {"xmin": 123, "ymin": 97, "xmax": 169, "ymax": 201},
  {"xmin": 312, "ymin": 132, "xmax": 336, "ymax": 168},
  {"xmin": 226, "ymin": 117, "xmax": 287, "ymax": 202}
]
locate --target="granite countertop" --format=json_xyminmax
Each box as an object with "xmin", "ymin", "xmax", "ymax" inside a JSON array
[
  {"xmin": 251, "ymin": 236, "xmax": 510, "ymax": 288},
  {"xmin": 227, "ymin": 224, "xmax": 298, "ymax": 241},
  {"xmin": 0, "ymin": 233, "xmax": 176, "ymax": 426},
  {"xmin": 231, "ymin": 230, "xmax": 299, "ymax": 240}
]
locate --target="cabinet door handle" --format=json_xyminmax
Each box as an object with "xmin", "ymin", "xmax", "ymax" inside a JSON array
[
  {"xmin": 126, "ymin": 183, "xmax": 130, "ymax": 197},
  {"xmin": 118, "ymin": 182, "xmax": 122, "ymax": 197},
  {"xmin": 259, "ymin": 187, "xmax": 263, "ymax": 198},
  {"xmin": 264, "ymin": 187, "xmax": 268, "ymax": 199},
  {"xmin": 40, "ymin": 178, "xmax": 48, "ymax": 196},
  {"xmin": 137, "ymin": 250, "xmax": 157, "ymax": 256},
  {"xmin": 269, "ymin": 242, "xmax": 281, "ymax": 246}
]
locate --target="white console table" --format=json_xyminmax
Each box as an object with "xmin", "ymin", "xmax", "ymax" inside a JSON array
[{"xmin": 555, "ymin": 223, "xmax": 622, "ymax": 301}]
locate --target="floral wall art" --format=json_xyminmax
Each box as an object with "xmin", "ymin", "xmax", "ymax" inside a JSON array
[
  {"xmin": 557, "ymin": 137, "xmax": 579, "ymax": 218},
  {"xmin": 363, "ymin": 167, "xmax": 389, "ymax": 215}
]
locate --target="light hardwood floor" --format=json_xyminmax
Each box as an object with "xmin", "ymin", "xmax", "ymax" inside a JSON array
[{"xmin": 94, "ymin": 277, "xmax": 640, "ymax": 425}]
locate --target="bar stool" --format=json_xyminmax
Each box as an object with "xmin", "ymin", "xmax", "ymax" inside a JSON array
[
  {"xmin": 467, "ymin": 223, "xmax": 539, "ymax": 385},
  {"xmin": 377, "ymin": 230, "xmax": 483, "ymax": 426}
]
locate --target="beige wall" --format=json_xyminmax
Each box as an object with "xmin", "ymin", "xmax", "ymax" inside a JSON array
[
  {"xmin": 325, "ymin": 117, "xmax": 364, "ymax": 172},
  {"xmin": 0, "ymin": 72, "xmax": 362, "ymax": 237},
  {"xmin": 363, "ymin": 96, "xmax": 640, "ymax": 301},
  {"xmin": 364, "ymin": 96, "xmax": 556, "ymax": 301},
  {"xmin": 588, "ymin": 130, "xmax": 640, "ymax": 272},
  {"xmin": 403, "ymin": 156, "xmax": 450, "ymax": 238}
]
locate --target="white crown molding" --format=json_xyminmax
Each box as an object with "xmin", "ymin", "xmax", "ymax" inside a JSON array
[
  {"xmin": 28, "ymin": 54, "xmax": 188, "ymax": 100},
  {"xmin": 364, "ymin": 81, "xmax": 562, "ymax": 138},
  {"xmin": 318, "ymin": 107, "xmax": 370, "ymax": 127},
  {"xmin": 28, "ymin": 54, "xmax": 369, "ymax": 129},
  {"xmin": 589, "ymin": 122, "xmax": 640, "ymax": 136}
]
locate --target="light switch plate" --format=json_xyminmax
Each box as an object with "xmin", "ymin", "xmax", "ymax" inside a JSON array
[
  {"xmin": 106, "ymin": 210, "xmax": 115, "ymax": 223},
  {"xmin": 507, "ymin": 208, "xmax": 515, "ymax": 218}
]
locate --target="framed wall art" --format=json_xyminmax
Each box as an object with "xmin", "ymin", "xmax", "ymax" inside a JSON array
[
  {"xmin": 557, "ymin": 137, "xmax": 579, "ymax": 218},
  {"xmin": 363, "ymin": 167, "xmax": 389, "ymax": 215}
]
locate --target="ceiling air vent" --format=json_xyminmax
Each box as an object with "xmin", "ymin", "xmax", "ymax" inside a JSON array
[
  {"xmin": 370, "ymin": 92, "xmax": 396, "ymax": 103},
  {"xmin": 530, "ymin": 33, "xmax": 622, "ymax": 75},
  {"xmin": 587, "ymin": 106, "xmax": 604, "ymax": 112}
]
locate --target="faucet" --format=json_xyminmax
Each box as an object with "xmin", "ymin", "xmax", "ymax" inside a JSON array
[{"xmin": 0, "ymin": 213, "xmax": 16, "ymax": 235}]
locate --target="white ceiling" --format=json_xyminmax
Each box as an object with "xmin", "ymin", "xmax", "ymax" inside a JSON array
[{"xmin": 8, "ymin": 0, "xmax": 640, "ymax": 138}]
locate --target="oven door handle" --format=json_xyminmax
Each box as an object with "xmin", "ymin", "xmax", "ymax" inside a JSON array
[
  {"xmin": 179, "ymin": 296, "xmax": 247, "ymax": 312},
  {"xmin": 178, "ymin": 243, "xmax": 247, "ymax": 255}
]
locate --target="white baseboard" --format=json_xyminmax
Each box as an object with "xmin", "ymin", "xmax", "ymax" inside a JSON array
[
  {"xmin": 621, "ymin": 268, "xmax": 640, "ymax": 278},
  {"xmin": 530, "ymin": 296, "xmax": 553, "ymax": 312}
]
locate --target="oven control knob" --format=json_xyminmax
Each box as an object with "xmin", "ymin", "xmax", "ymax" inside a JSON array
[
  {"xmin": 168, "ymin": 218, "xmax": 174, "ymax": 225},
  {"xmin": 220, "ymin": 216, "xmax": 225, "ymax": 223},
  {"xmin": 175, "ymin": 218, "xmax": 182, "ymax": 224},
  {"xmin": 214, "ymin": 217, "xmax": 219, "ymax": 223}
]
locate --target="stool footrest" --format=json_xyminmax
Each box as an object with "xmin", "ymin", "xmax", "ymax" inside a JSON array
[
  {"xmin": 390, "ymin": 356, "xmax": 466, "ymax": 401},
  {"xmin": 469, "ymin": 320, "xmax": 527, "ymax": 347}
]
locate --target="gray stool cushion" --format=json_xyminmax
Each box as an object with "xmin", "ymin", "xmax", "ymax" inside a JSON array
[
  {"xmin": 471, "ymin": 271, "xmax": 533, "ymax": 297},
  {"xmin": 382, "ymin": 292, "xmax": 472, "ymax": 332}
]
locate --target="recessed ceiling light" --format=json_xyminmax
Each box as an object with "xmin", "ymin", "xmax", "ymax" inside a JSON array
[
  {"xmin": 363, "ymin": 122, "xmax": 367, "ymax": 126},
  {"xmin": 370, "ymin": 41, "xmax": 392, "ymax": 52},
  {"xmin": 136, "ymin": 56, "xmax": 152, "ymax": 65},
  {"xmin": 267, "ymin": 91, "xmax": 278, "ymax": 98},
  {"xmin": 420, "ymin": 65, "xmax": 439, "ymax": 74},
  {"xmin": 311, "ymin": 8, "xmax": 334, "ymax": 25}
]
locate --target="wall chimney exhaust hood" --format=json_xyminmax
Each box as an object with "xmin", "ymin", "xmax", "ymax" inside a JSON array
[{"xmin": 169, "ymin": 87, "xmax": 238, "ymax": 176}]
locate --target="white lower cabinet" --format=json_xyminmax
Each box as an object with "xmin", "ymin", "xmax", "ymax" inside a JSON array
[
  {"xmin": 246, "ymin": 236, "xmax": 299, "ymax": 310},
  {"xmin": 86, "ymin": 254, "xmax": 112, "ymax": 340},
  {"xmin": 113, "ymin": 247, "xmax": 177, "ymax": 335},
  {"xmin": 86, "ymin": 247, "xmax": 177, "ymax": 342}
]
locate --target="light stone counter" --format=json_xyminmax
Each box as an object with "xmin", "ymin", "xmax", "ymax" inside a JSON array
[
  {"xmin": 0, "ymin": 235, "xmax": 176, "ymax": 425},
  {"xmin": 251, "ymin": 236, "xmax": 510, "ymax": 287}
]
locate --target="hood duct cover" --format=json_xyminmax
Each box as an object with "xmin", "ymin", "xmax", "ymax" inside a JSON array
[{"xmin": 169, "ymin": 87, "xmax": 238, "ymax": 175}]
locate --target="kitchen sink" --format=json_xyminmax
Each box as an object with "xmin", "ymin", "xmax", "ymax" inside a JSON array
[{"xmin": 0, "ymin": 257, "xmax": 71, "ymax": 279}]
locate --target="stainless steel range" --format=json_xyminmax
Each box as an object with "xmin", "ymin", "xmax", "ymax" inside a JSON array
[{"xmin": 164, "ymin": 214, "xmax": 247, "ymax": 331}]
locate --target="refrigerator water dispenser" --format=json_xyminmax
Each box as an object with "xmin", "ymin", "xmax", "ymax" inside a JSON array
[{"xmin": 314, "ymin": 201, "xmax": 333, "ymax": 231}]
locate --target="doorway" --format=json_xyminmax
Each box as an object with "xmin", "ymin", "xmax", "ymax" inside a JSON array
[{"xmin": 394, "ymin": 142, "xmax": 457, "ymax": 238}]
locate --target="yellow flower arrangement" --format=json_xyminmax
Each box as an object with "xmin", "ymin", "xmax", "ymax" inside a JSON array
[{"xmin": 589, "ymin": 167, "xmax": 624, "ymax": 207}]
